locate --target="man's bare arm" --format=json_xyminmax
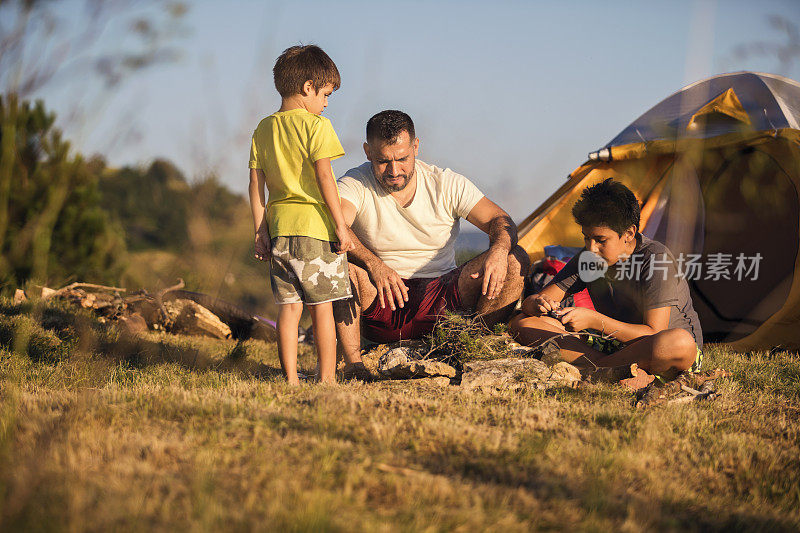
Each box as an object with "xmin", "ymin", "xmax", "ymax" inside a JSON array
[
  {"xmin": 465, "ymin": 197, "xmax": 517, "ymax": 299},
  {"xmin": 467, "ymin": 197, "xmax": 517, "ymax": 251}
]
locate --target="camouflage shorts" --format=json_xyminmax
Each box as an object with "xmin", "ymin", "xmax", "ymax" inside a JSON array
[{"xmin": 269, "ymin": 236, "xmax": 352, "ymax": 305}]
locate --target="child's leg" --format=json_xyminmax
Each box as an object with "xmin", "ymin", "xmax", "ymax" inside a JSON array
[
  {"xmin": 308, "ymin": 301, "xmax": 337, "ymax": 384},
  {"xmin": 591, "ymin": 328, "xmax": 698, "ymax": 375},
  {"xmin": 509, "ymin": 313, "xmax": 607, "ymax": 364},
  {"xmin": 277, "ymin": 302, "xmax": 304, "ymax": 385}
]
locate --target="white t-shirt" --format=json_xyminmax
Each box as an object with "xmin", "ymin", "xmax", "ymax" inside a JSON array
[{"xmin": 337, "ymin": 160, "xmax": 484, "ymax": 279}]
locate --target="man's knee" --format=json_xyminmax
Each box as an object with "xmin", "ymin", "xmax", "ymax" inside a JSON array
[{"xmin": 507, "ymin": 245, "xmax": 531, "ymax": 279}]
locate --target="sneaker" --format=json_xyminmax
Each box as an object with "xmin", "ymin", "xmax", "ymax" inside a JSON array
[
  {"xmin": 635, "ymin": 371, "xmax": 694, "ymax": 408},
  {"xmin": 341, "ymin": 362, "xmax": 375, "ymax": 383}
]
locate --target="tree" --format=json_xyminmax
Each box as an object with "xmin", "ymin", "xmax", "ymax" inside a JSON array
[
  {"xmin": 0, "ymin": 95, "xmax": 126, "ymax": 289},
  {"xmin": 99, "ymin": 158, "xmax": 190, "ymax": 250}
]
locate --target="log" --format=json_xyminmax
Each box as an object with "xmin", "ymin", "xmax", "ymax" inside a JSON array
[{"xmin": 170, "ymin": 299, "xmax": 231, "ymax": 339}]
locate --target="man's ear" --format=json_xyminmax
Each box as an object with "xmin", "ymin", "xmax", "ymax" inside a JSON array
[
  {"xmin": 363, "ymin": 142, "xmax": 372, "ymax": 161},
  {"xmin": 413, "ymin": 137, "xmax": 419, "ymax": 157},
  {"xmin": 625, "ymin": 226, "xmax": 637, "ymax": 241},
  {"xmin": 302, "ymin": 80, "xmax": 314, "ymax": 96}
]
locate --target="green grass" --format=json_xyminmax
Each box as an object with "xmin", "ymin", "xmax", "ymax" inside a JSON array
[{"xmin": 1, "ymin": 298, "xmax": 799, "ymax": 531}]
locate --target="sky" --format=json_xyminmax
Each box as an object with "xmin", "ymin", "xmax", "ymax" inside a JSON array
[{"xmin": 21, "ymin": 0, "xmax": 800, "ymax": 222}]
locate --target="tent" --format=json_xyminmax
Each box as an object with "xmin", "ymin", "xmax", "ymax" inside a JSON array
[{"xmin": 517, "ymin": 72, "xmax": 800, "ymax": 351}]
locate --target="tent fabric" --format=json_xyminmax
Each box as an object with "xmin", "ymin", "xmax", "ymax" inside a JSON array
[
  {"xmin": 606, "ymin": 72, "xmax": 800, "ymax": 146},
  {"xmin": 687, "ymin": 88, "xmax": 751, "ymax": 128},
  {"xmin": 517, "ymin": 72, "xmax": 800, "ymax": 352}
]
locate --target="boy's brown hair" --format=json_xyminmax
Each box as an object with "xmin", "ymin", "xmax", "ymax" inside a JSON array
[{"xmin": 273, "ymin": 45, "xmax": 341, "ymax": 98}]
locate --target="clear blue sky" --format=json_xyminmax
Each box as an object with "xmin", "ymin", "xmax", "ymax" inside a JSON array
[{"xmin": 33, "ymin": 0, "xmax": 800, "ymax": 221}]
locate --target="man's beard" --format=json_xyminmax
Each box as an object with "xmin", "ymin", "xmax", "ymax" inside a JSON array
[{"xmin": 378, "ymin": 169, "xmax": 413, "ymax": 192}]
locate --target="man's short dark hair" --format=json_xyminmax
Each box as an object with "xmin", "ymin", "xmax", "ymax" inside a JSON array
[
  {"xmin": 366, "ymin": 110, "xmax": 415, "ymax": 144},
  {"xmin": 571, "ymin": 178, "xmax": 641, "ymax": 235},
  {"xmin": 273, "ymin": 45, "xmax": 341, "ymax": 98}
]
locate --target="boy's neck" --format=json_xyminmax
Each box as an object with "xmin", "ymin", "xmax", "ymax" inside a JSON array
[{"xmin": 279, "ymin": 95, "xmax": 307, "ymax": 112}]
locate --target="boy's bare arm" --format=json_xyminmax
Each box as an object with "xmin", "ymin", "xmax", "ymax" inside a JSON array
[
  {"xmin": 249, "ymin": 168, "xmax": 266, "ymax": 233},
  {"xmin": 313, "ymin": 158, "xmax": 354, "ymax": 253},
  {"xmin": 249, "ymin": 168, "xmax": 270, "ymax": 260},
  {"xmin": 559, "ymin": 305, "xmax": 671, "ymax": 343}
]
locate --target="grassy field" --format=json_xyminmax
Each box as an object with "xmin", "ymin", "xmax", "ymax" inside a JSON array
[{"xmin": 1, "ymin": 299, "xmax": 799, "ymax": 531}]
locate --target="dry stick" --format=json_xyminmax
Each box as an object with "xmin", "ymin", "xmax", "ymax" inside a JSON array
[
  {"xmin": 154, "ymin": 278, "xmax": 185, "ymax": 325},
  {"xmin": 37, "ymin": 282, "xmax": 128, "ymax": 299}
]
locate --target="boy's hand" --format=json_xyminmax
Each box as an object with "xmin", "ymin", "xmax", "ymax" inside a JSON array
[
  {"xmin": 559, "ymin": 307, "xmax": 599, "ymax": 332},
  {"xmin": 335, "ymin": 225, "xmax": 355, "ymax": 254},
  {"xmin": 526, "ymin": 294, "xmax": 561, "ymax": 317},
  {"xmin": 254, "ymin": 232, "xmax": 271, "ymax": 261}
]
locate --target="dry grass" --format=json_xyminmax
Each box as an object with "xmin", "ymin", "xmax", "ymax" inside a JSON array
[{"xmin": 1, "ymin": 298, "xmax": 799, "ymax": 531}]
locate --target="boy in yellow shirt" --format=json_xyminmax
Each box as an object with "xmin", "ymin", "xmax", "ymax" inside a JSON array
[{"xmin": 249, "ymin": 45, "xmax": 354, "ymax": 385}]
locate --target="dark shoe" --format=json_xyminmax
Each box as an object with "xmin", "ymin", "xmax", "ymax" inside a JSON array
[{"xmin": 635, "ymin": 371, "xmax": 694, "ymax": 408}]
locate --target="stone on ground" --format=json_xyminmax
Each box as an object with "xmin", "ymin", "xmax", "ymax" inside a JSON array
[
  {"xmin": 378, "ymin": 346, "xmax": 457, "ymax": 379},
  {"xmin": 460, "ymin": 357, "xmax": 581, "ymax": 391}
]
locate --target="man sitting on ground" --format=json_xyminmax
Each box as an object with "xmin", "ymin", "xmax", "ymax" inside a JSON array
[
  {"xmin": 509, "ymin": 178, "xmax": 703, "ymax": 380},
  {"xmin": 335, "ymin": 110, "xmax": 529, "ymax": 379}
]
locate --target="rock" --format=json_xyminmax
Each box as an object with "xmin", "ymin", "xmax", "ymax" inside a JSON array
[
  {"xmin": 13, "ymin": 289, "xmax": 27, "ymax": 305},
  {"xmin": 427, "ymin": 376, "xmax": 452, "ymax": 387},
  {"xmin": 117, "ymin": 313, "xmax": 148, "ymax": 335},
  {"xmin": 382, "ymin": 376, "xmax": 452, "ymax": 387},
  {"xmin": 509, "ymin": 346, "xmax": 537, "ymax": 358},
  {"xmin": 460, "ymin": 357, "xmax": 581, "ymax": 391},
  {"xmin": 551, "ymin": 361, "xmax": 582, "ymax": 385},
  {"xmin": 377, "ymin": 346, "xmax": 456, "ymax": 379}
]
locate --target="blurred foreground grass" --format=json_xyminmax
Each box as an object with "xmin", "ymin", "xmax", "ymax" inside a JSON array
[{"xmin": 1, "ymin": 298, "xmax": 799, "ymax": 531}]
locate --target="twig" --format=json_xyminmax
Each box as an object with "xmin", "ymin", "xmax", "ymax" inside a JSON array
[
  {"xmin": 154, "ymin": 279, "xmax": 185, "ymax": 325},
  {"xmin": 38, "ymin": 282, "xmax": 128, "ymax": 299}
]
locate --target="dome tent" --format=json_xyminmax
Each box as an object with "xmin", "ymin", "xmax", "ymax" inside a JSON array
[{"xmin": 517, "ymin": 72, "xmax": 800, "ymax": 351}]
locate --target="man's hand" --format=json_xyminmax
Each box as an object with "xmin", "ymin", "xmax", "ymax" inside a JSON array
[
  {"xmin": 559, "ymin": 307, "xmax": 601, "ymax": 332},
  {"xmin": 254, "ymin": 231, "xmax": 270, "ymax": 262},
  {"xmin": 367, "ymin": 261, "xmax": 408, "ymax": 311},
  {"xmin": 470, "ymin": 246, "xmax": 508, "ymax": 300},
  {"xmin": 335, "ymin": 224, "xmax": 355, "ymax": 254}
]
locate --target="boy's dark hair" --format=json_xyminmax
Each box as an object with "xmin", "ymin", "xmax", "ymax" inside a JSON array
[
  {"xmin": 366, "ymin": 110, "xmax": 416, "ymax": 144},
  {"xmin": 571, "ymin": 178, "xmax": 641, "ymax": 235},
  {"xmin": 273, "ymin": 45, "xmax": 341, "ymax": 98}
]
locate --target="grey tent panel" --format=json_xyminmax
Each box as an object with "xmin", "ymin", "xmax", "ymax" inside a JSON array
[{"xmin": 605, "ymin": 72, "xmax": 800, "ymax": 148}]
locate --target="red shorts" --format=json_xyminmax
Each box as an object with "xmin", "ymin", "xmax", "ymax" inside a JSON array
[{"xmin": 361, "ymin": 267, "xmax": 463, "ymax": 343}]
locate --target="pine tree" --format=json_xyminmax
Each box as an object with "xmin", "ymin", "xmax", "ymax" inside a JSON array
[{"xmin": 0, "ymin": 94, "xmax": 126, "ymax": 290}]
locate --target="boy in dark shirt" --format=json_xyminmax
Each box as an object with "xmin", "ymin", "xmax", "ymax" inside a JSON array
[{"xmin": 510, "ymin": 179, "xmax": 702, "ymax": 379}]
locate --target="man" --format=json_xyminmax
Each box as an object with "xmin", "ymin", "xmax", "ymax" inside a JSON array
[{"xmin": 335, "ymin": 110, "xmax": 529, "ymax": 378}]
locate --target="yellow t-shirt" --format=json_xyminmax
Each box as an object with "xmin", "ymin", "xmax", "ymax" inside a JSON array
[{"xmin": 249, "ymin": 109, "xmax": 345, "ymax": 241}]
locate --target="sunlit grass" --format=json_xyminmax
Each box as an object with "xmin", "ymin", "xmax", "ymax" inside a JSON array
[{"xmin": 0, "ymin": 298, "xmax": 798, "ymax": 531}]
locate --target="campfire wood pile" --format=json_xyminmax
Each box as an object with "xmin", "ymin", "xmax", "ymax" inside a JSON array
[{"xmin": 13, "ymin": 279, "xmax": 276, "ymax": 342}]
